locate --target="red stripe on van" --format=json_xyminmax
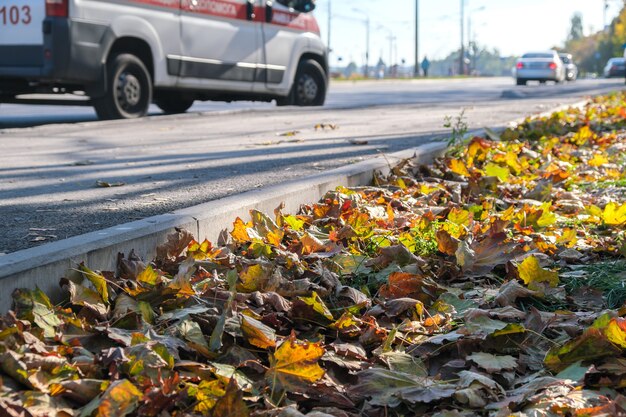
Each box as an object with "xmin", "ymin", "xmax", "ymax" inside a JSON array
[
  {"xmin": 128, "ymin": 0, "xmax": 318, "ymax": 34},
  {"xmin": 181, "ymin": 0, "xmax": 246, "ymax": 20},
  {"xmin": 131, "ymin": 0, "xmax": 180, "ymax": 8}
]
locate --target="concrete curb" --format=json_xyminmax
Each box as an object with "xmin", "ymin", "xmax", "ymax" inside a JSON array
[{"xmin": 0, "ymin": 141, "xmax": 448, "ymax": 312}]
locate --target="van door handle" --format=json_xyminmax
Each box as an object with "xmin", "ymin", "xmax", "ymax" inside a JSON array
[
  {"xmin": 265, "ymin": 1, "xmax": 273, "ymax": 23},
  {"xmin": 246, "ymin": 0, "xmax": 255, "ymax": 20}
]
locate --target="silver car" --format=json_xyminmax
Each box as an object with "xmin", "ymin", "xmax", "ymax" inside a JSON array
[{"xmin": 515, "ymin": 51, "xmax": 566, "ymax": 85}]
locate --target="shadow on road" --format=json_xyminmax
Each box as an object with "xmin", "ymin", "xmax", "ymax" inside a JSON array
[
  {"xmin": 0, "ymin": 113, "xmax": 99, "ymax": 129},
  {"xmin": 0, "ymin": 130, "xmax": 448, "ymax": 254}
]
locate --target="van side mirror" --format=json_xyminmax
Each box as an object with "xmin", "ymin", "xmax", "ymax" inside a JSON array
[{"xmin": 289, "ymin": 0, "xmax": 316, "ymax": 13}]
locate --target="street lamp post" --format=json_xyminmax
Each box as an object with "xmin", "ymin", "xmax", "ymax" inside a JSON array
[
  {"xmin": 387, "ymin": 33, "xmax": 393, "ymax": 75},
  {"xmin": 459, "ymin": 0, "xmax": 465, "ymax": 75},
  {"xmin": 414, "ymin": 0, "xmax": 419, "ymax": 77},
  {"xmin": 327, "ymin": 0, "xmax": 331, "ymax": 54}
]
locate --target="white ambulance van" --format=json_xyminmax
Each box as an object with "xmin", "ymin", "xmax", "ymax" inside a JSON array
[{"xmin": 0, "ymin": 0, "xmax": 327, "ymax": 119}]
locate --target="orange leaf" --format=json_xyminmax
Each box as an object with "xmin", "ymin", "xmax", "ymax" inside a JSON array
[
  {"xmin": 379, "ymin": 272, "xmax": 442, "ymax": 304},
  {"xmin": 97, "ymin": 379, "xmax": 143, "ymax": 417},
  {"xmin": 436, "ymin": 230, "xmax": 459, "ymax": 256},
  {"xmin": 231, "ymin": 218, "xmax": 253, "ymax": 243},
  {"xmin": 467, "ymin": 136, "xmax": 493, "ymax": 166},
  {"xmin": 241, "ymin": 316, "xmax": 277, "ymax": 349},
  {"xmin": 448, "ymin": 159, "xmax": 471, "ymax": 177}
]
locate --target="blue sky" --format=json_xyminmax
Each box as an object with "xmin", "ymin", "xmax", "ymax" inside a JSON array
[{"xmin": 314, "ymin": 0, "xmax": 624, "ymax": 67}]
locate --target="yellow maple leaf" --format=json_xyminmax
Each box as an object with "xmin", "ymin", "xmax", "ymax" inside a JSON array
[
  {"xmin": 517, "ymin": 256, "xmax": 559, "ymax": 291},
  {"xmin": 504, "ymin": 151, "xmax": 524, "ymax": 174},
  {"xmin": 571, "ymin": 125, "xmax": 594, "ymax": 145},
  {"xmin": 588, "ymin": 154, "xmax": 609, "ymax": 167},
  {"xmin": 192, "ymin": 380, "xmax": 227, "ymax": 415},
  {"xmin": 557, "ymin": 228, "xmax": 577, "ymax": 248},
  {"xmin": 266, "ymin": 335, "xmax": 325, "ymax": 389},
  {"xmin": 330, "ymin": 312, "xmax": 361, "ymax": 334},
  {"xmin": 298, "ymin": 291, "xmax": 334, "ymax": 321},
  {"xmin": 419, "ymin": 184, "xmax": 440, "ymax": 195},
  {"xmin": 448, "ymin": 159, "xmax": 471, "ymax": 177},
  {"xmin": 605, "ymin": 318, "xmax": 626, "ymax": 349},
  {"xmin": 79, "ymin": 264, "xmax": 110, "ymax": 305},
  {"xmin": 536, "ymin": 203, "xmax": 557, "ymax": 228},
  {"xmin": 447, "ymin": 207, "xmax": 471, "ymax": 227},
  {"xmin": 136, "ymin": 265, "xmax": 158, "ymax": 286},
  {"xmin": 238, "ymin": 264, "xmax": 271, "ymax": 293},
  {"xmin": 484, "ymin": 163, "xmax": 510, "ymax": 182},
  {"xmin": 500, "ymin": 205, "xmax": 516, "ymax": 222},
  {"xmin": 188, "ymin": 239, "xmax": 214, "ymax": 260},
  {"xmin": 602, "ymin": 202, "xmax": 626, "ymax": 226}
]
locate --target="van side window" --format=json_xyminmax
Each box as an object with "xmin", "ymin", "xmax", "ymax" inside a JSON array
[
  {"xmin": 275, "ymin": 0, "xmax": 315, "ymax": 12},
  {"xmin": 275, "ymin": 0, "xmax": 296, "ymax": 8}
]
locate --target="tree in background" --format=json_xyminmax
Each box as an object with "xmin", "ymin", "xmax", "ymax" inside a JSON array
[
  {"xmin": 568, "ymin": 13, "xmax": 584, "ymax": 42},
  {"xmin": 428, "ymin": 45, "xmax": 516, "ymax": 77},
  {"xmin": 563, "ymin": 6, "xmax": 626, "ymax": 75}
]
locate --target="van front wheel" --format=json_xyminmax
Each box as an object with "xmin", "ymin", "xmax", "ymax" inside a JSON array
[
  {"xmin": 93, "ymin": 53, "xmax": 152, "ymax": 120},
  {"xmin": 278, "ymin": 59, "xmax": 327, "ymax": 106}
]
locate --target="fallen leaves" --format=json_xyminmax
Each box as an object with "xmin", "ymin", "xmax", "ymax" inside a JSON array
[
  {"xmin": 95, "ymin": 379, "xmax": 143, "ymax": 417},
  {"xmin": 95, "ymin": 180, "xmax": 125, "ymax": 188},
  {"xmin": 517, "ymin": 255, "xmax": 559, "ymax": 291},
  {"xmin": 466, "ymin": 352, "xmax": 518, "ymax": 373},
  {"xmin": 2, "ymin": 93, "xmax": 626, "ymax": 416},
  {"xmin": 266, "ymin": 335, "xmax": 325, "ymax": 390}
]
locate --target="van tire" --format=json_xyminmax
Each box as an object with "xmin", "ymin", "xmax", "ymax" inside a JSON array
[
  {"xmin": 93, "ymin": 53, "xmax": 152, "ymax": 120},
  {"xmin": 155, "ymin": 93, "xmax": 195, "ymax": 114},
  {"xmin": 278, "ymin": 59, "xmax": 327, "ymax": 106}
]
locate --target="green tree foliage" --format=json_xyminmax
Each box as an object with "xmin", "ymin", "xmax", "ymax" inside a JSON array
[
  {"xmin": 564, "ymin": 6, "xmax": 626, "ymax": 75},
  {"xmin": 568, "ymin": 13, "xmax": 584, "ymax": 42},
  {"xmin": 430, "ymin": 46, "xmax": 516, "ymax": 77}
]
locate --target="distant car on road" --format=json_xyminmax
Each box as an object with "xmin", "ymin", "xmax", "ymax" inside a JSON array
[
  {"xmin": 603, "ymin": 57, "xmax": 626, "ymax": 78},
  {"xmin": 514, "ymin": 51, "xmax": 566, "ymax": 85},
  {"xmin": 559, "ymin": 53, "xmax": 578, "ymax": 81}
]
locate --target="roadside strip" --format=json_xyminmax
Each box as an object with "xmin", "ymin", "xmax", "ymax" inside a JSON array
[
  {"xmin": 0, "ymin": 142, "xmax": 447, "ymax": 312},
  {"xmin": 0, "ymin": 98, "xmax": 593, "ymax": 312}
]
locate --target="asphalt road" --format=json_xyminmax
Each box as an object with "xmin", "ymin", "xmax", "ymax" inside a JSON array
[{"xmin": 1, "ymin": 77, "xmax": 623, "ymax": 255}]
